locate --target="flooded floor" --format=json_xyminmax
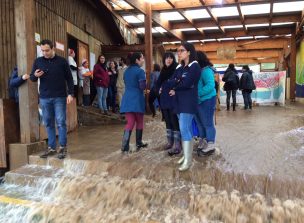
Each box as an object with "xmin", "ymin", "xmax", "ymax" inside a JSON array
[{"xmin": 1, "ymin": 104, "xmax": 304, "ymax": 222}]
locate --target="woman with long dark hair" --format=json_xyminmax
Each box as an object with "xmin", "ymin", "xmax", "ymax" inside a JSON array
[
  {"xmin": 148, "ymin": 63, "xmax": 161, "ymax": 117},
  {"xmin": 120, "ymin": 52, "xmax": 148, "ymax": 153},
  {"xmin": 156, "ymin": 52, "xmax": 181, "ymax": 155},
  {"xmin": 93, "ymin": 55, "xmax": 110, "ymax": 115},
  {"xmin": 222, "ymin": 63, "xmax": 239, "ymax": 111},
  {"xmin": 107, "ymin": 60, "xmax": 118, "ymax": 113},
  {"xmin": 195, "ymin": 51, "xmax": 217, "ymax": 156},
  {"xmin": 168, "ymin": 42, "xmax": 201, "ymax": 171},
  {"xmin": 239, "ymin": 65, "xmax": 255, "ymax": 110}
]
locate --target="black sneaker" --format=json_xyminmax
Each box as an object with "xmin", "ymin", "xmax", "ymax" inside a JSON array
[
  {"xmin": 40, "ymin": 147, "xmax": 57, "ymax": 158},
  {"xmin": 57, "ymin": 146, "xmax": 67, "ymax": 159}
]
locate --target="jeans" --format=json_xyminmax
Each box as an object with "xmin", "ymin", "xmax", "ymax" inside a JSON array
[
  {"xmin": 226, "ymin": 90, "xmax": 237, "ymax": 108},
  {"xmin": 107, "ymin": 85, "xmax": 117, "ymax": 111},
  {"xmin": 242, "ymin": 90, "xmax": 252, "ymax": 109},
  {"xmin": 195, "ymin": 96, "xmax": 216, "ymax": 142},
  {"xmin": 177, "ymin": 113, "xmax": 194, "ymax": 141},
  {"xmin": 96, "ymin": 87, "xmax": 108, "ymax": 111},
  {"xmin": 40, "ymin": 97, "xmax": 67, "ymax": 149}
]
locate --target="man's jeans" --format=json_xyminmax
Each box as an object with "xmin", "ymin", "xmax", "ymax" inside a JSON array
[
  {"xmin": 96, "ymin": 87, "xmax": 108, "ymax": 111},
  {"xmin": 195, "ymin": 96, "xmax": 216, "ymax": 142},
  {"xmin": 40, "ymin": 97, "xmax": 67, "ymax": 149}
]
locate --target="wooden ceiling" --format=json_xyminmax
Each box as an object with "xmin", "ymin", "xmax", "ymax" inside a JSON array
[{"xmin": 100, "ymin": 0, "xmax": 304, "ymax": 64}]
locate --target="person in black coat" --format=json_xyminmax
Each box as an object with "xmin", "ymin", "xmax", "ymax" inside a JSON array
[
  {"xmin": 239, "ymin": 65, "xmax": 256, "ymax": 110},
  {"xmin": 222, "ymin": 63, "xmax": 239, "ymax": 111}
]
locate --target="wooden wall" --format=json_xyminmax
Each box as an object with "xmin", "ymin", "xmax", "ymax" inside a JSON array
[
  {"xmin": 35, "ymin": 0, "xmax": 114, "ymax": 48},
  {"xmin": 0, "ymin": 0, "xmax": 16, "ymax": 99}
]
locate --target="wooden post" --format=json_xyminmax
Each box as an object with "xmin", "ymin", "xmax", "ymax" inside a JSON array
[
  {"xmin": 290, "ymin": 28, "xmax": 296, "ymax": 101},
  {"xmin": 144, "ymin": 2, "xmax": 153, "ymax": 87},
  {"xmin": 14, "ymin": 0, "xmax": 39, "ymax": 143}
]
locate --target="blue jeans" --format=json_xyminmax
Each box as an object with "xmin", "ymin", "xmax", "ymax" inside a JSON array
[
  {"xmin": 177, "ymin": 113, "xmax": 194, "ymax": 141},
  {"xmin": 40, "ymin": 97, "xmax": 67, "ymax": 149},
  {"xmin": 195, "ymin": 96, "xmax": 216, "ymax": 142},
  {"xmin": 96, "ymin": 87, "xmax": 108, "ymax": 111},
  {"xmin": 242, "ymin": 90, "xmax": 252, "ymax": 109},
  {"xmin": 107, "ymin": 85, "xmax": 117, "ymax": 110}
]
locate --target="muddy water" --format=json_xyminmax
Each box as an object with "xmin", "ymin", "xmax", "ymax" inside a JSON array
[{"xmin": 1, "ymin": 105, "xmax": 304, "ymax": 222}]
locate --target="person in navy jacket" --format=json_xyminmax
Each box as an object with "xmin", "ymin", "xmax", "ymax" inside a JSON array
[
  {"xmin": 156, "ymin": 52, "xmax": 181, "ymax": 156},
  {"xmin": 168, "ymin": 42, "xmax": 201, "ymax": 171},
  {"xmin": 8, "ymin": 66, "xmax": 30, "ymax": 103},
  {"xmin": 120, "ymin": 52, "xmax": 148, "ymax": 153}
]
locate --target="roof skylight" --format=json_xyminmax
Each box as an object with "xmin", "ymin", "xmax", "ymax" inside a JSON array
[
  {"xmin": 235, "ymin": 36, "xmax": 254, "ymax": 40},
  {"xmin": 241, "ymin": 4, "xmax": 270, "ymax": 15},
  {"xmin": 272, "ymin": 22, "xmax": 295, "ymax": 26},
  {"xmin": 177, "ymin": 28, "xmax": 196, "ymax": 32},
  {"xmin": 155, "ymin": 27, "xmax": 167, "ymax": 33},
  {"xmin": 202, "ymin": 39, "xmax": 217, "ymax": 42},
  {"xmin": 201, "ymin": 27, "xmax": 219, "ymax": 30},
  {"xmin": 211, "ymin": 7, "xmax": 239, "ymax": 17},
  {"xmin": 160, "ymin": 12, "xmax": 184, "ymax": 21},
  {"xmin": 246, "ymin": 23, "xmax": 269, "ymax": 28},
  {"xmin": 185, "ymin": 9, "xmax": 210, "ymax": 19},
  {"xmin": 223, "ymin": 25, "xmax": 243, "ymax": 29},
  {"xmin": 217, "ymin": 37, "xmax": 235, "ymax": 41},
  {"xmin": 273, "ymin": 1, "xmax": 304, "ymax": 13},
  {"xmin": 123, "ymin": 15, "xmax": 143, "ymax": 24}
]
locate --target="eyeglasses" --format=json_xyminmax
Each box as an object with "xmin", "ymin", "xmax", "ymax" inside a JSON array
[{"xmin": 177, "ymin": 49, "xmax": 187, "ymax": 53}]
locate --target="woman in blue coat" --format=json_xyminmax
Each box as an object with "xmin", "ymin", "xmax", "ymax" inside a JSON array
[
  {"xmin": 120, "ymin": 52, "xmax": 148, "ymax": 153},
  {"xmin": 168, "ymin": 42, "xmax": 201, "ymax": 171}
]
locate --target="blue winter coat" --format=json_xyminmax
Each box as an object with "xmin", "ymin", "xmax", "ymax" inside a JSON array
[
  {"xmin": 9, "ymin": 67, "xmax": 26, "ymax": 103},
  {"xmin": 198, "ymin": 66, "xmax": 217, "ymax": 104},
  {"xmin": 120, "ymin": 64, "xmax": 146, "ymax": 113},
  {"xmin": 168, "ymin": 61, "xmax": 201, "ymax": 114}
]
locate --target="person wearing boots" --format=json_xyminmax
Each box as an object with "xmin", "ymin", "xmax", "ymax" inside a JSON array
[
  {"xmin": 222, "ymin": 63, "xmax": 239, "ymax": 111},
  {"xmin": 120, "ymin": 52, "xmax": 148, "ymax": 153},
  {"xmin": 168, "ymin": 43, "xmax": 201, "ymax": 171},
  {"xmin": 239, "ymin": 65, "xmax": 256, "ymax": 110},
  {"xmin": 195, "ymin": 51, "xmax": 217, "ymax": 156},
  {"xmin": 156, "ymin": 52, "xmax": 181, "ymax": 155}
]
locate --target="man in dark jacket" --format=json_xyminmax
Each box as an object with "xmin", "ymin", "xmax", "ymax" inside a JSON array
[
  {"xmin": 222, "ymin": 63, "xmax": 239, "ymax": 111},
  {"xmin": 30, "ymin": 39, "xmax": 74, "ymax": 159},
  {"xmin": 239, "ymin": 65, "xmax": 256, "ymax": 110}
]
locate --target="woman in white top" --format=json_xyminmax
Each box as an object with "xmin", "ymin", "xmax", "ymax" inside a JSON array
[
  {"xmin": 68, "ymin": 49, "xmax": 78, "ymax": 100},
  {"xmin": 80, "ymin": 59, "xmax": 92, "ymax": 106}
]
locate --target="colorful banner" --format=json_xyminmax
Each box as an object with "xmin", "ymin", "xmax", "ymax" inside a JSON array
[
  {"xmin": 219, "ymin": 71, "xmax": 286, "ymax": 105},
  {"xmin": 296, "ymin": 41, "xmax": 304, "ymax": 97}
]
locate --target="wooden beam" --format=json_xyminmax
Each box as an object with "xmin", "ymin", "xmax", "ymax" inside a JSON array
[
  {"xmin": 268, "ymin": 0, "xmax": 274, "ymax": 32},
  {"xmin": 101, "ymin": 44, "xmax": 163, "ymax": 52},
  {"xmin": 164, "ymin": 38, "xmax": 288, "ymax": 52},
  {"xmin": 123, "ymin": 0, "xmax": 146, "ymax": 14},
  {"xmin": 152, "ymin": 0, "xmax": 270, "ymax": 10},
  {"xmin": 170, "ymin": 14, "xmax": 301, "ymax": 30},
  {"xmin": 207, "ymin": 49, "xmax": 282, "ymax": 59},
  {"xmin": 290, "ymin": 29, "xmax": 296, "ymax": 100},
  {"xmin": 199, "ymin": 0, "xmax": 225, "ymax": 33},
  {"xmin": 210, "ymin": 57, "xmax": 279, "ymax": 64},
  {"xmin": 145, "ymin": 2, "xmax": 153, "ymax": 86},
  {"xmin": 157, "ymin": 27, "xmax": 293, "ymax": 42},
  {"xmin": 152, "ymin": 12, "xmax": 185, "ymax": 40},
  {"xmin": 235, "ymin": 0, "xmax": 247, "ymax": 33},
  {"xmin": 14, "ymin": 0, "xmax": 39, "ymax": 143}
]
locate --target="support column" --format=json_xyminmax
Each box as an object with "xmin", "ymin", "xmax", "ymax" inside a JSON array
[
  {"xmin": 290, "ymin": 28, "xmax": 296, "ymax": 101},
  {"xmin": 14, "ymin": 0, "xmax": 39, "ymax": 143},
  {"xmin": 10, "ymin": 0, "xmax": 42, "ymax": 170},
  {"xmin": 144, "ymin": 2, "xmax": 153, "ymax": 86}
]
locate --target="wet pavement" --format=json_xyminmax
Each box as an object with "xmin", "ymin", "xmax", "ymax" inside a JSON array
[{"xmin": 1, "ymin": 103, "xmax": 304, "ymax": 222}]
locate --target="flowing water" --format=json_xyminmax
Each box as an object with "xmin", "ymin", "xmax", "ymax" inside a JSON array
[{"xmin": 1, "ymin": 105, "xmax": 304, "ymax": 222}]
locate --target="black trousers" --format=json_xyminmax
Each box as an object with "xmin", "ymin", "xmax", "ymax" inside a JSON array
[
  {"xmin": 162, "ymin": 109, "xmax": 179, "ymax": 131},
  {"xmin": 148, "ymin": 90, "xmax": 159, "ymax": 116}
]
